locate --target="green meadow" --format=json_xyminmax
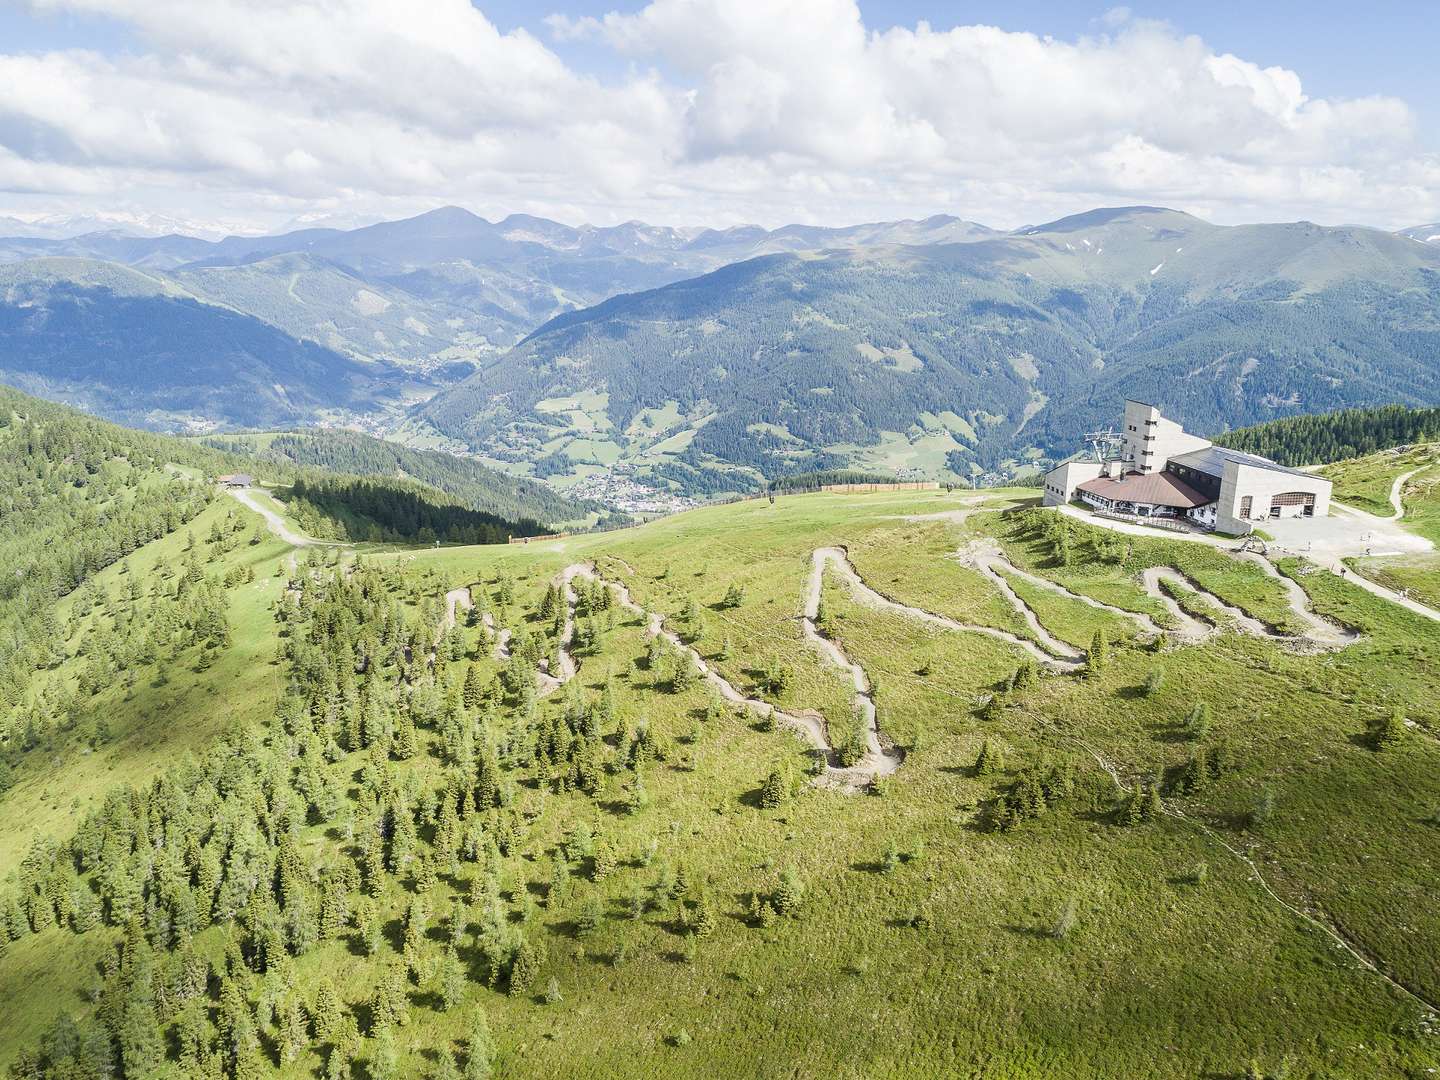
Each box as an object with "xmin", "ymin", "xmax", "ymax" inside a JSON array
[{"xmin": 4, "ymin": 484, "xmax": 1440, "ymax": 1079}]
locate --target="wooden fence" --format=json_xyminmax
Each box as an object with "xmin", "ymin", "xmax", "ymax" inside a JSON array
[{"xmin": 819, "ymin": 481, "xmax": 940, "ymax": 494}]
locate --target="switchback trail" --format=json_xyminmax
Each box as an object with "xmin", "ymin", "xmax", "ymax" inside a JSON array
[
  {"xmin": 982, "ymin": 554, "xmax": 1170, "ymax": 639},
  {"xmin": 952, "ymin": 539, "xmax": 1353, "ymax": 652},
  {"xmin": 1056, "ymin": 499, "xmax": 1440, "ymax": 625},
  {"xmin": 818, "ymin": 546, "xmax": 1083, "ymax": 671},
  {"xmin": 565, "ymin": 562, "xmax": 901, "ymax": 790}
]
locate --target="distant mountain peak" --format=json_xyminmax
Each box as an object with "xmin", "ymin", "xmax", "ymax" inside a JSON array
[
  {"xmin": 1021, "ymin": 206, "xmax": 1198, "ymax": 235},
  {"xmin": 412, "ymin": 205, "xmax": 487, "ymax": 225},
  {"xmin": 1399, "ymin": 223, "xmax": 1440, "ymax": 244}
]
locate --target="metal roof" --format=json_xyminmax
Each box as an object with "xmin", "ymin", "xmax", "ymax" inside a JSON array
[
  {"xmin": 1168, "ymin": 445, "xmax": 1315, "ymax": 480},
  {"xmin": 1075, "ymin": 469, "xmax": 1212, "ymax": 509}
]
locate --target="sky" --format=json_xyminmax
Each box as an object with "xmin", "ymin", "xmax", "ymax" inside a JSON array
[{"xmin": 0, "ymin": 0, "xmax": 1437, "ymax": 237}]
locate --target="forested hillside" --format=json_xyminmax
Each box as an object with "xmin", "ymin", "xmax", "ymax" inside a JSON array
[
  {"xmin": 4, "ymin": 482, "xmax": 1440, "ymax": 1078},
  {"xmin": 280, "ymin": 477, "xmax": 549, "ymax": 545},
  {"xmin": 0, "ymin": 262, "xmax": 410, "ymax": 432},
  {"xmin": 201, "ymin": 431, "xmax": 595, "ymax": 528},
  {"xmin": 417, "ymin": 208, "xmax": 1440, "ymax": 494},
  {"xmin": 1216, "ymin": 404, "xmax": 1440, "ymax": 465},
  {"xmin": 0, "ymin": 394, "xmax": 217, "ymax": 750},
  {"xmin": 0, "ymin": 208, "xmax": 997, "ymax": 433}
]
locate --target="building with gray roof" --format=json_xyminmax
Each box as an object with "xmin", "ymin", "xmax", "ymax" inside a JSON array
[{"xmin": 1042, "ymin": 400, "xmax": 1331, "ymax": 534}]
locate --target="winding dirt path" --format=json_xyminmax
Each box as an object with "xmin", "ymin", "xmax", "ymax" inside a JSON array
[
  {"xmin": 1386, "ymin": 467, "xmax": 1424, "ymax": 521},
  {"xmin": 227, "ymin": 485, "xmax": 343, "ymax": 548},
  {"xmin": 818, "ymin": 547, "xmax": 1082, "ymax": 671},
  {"xmin": 444, "ymin": 586, "xmax": 473, "ymax": 630},
  {"xmin": 803, "ymin": 551, "xmax": 897, "ymax": 779},
  {"xmin": 564, "ymin": 561, "xmax": 902, "ymax": 789},
  {"xmin": 994, "ymin": 558, "xmax": 1169, "ymax": 638},
  {"xmin": 1056, "ymin": 499, "xmax": 1440, "ymax": 625},
  {"xmin": 1137, "ymin": 564, "xmax": 1357, "ymax": 649},
  {"xmin": 1235, "ymin": 553, "xmax": 1358, "ymax": 647},
  {"xmin": 1335, "ymin": 466, "xmax": 1429, "ymax": 523},
  {"xmin": 1137, "ymin": 569, "xmax": 1214, "ymax": 641},
  {"xmin": 951, "ymin": 542, "xmax": 1088, "ymax": 662}
]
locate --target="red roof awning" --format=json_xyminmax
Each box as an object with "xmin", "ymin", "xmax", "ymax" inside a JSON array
[{"xmin": 1075, "ymin": 470, "xmax": 1210, "ymax": 509}]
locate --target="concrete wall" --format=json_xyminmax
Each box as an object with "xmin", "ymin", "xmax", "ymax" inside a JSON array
[
  {"xmin": 1042, "ymin": 460, "xmax": 1103, "ymax": 506},
  {"xmin": 1121, "ymin": 400, "xmax": 1211, "ymax": 474},
  {"xmin": 1215, "ymin": 462, "xmax": 1333, "ymax": 534}
]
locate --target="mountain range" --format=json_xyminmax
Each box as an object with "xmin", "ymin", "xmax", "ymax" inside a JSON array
[
  {"xmin": 415, "ymin": 207, "xmax": 1440, "ymax": 490},
  {"xmin": 2, "ymin": 204, "xmax": 1438, "ymax": 492},
  {"xmin": 0, "ymin": 207, "xmax": 993, "ymax": 432}
]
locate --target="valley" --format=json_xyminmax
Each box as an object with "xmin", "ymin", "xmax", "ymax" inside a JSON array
[{"xmin": 5, "ymin": 206, "xmax": 1440, "ymax": 506}]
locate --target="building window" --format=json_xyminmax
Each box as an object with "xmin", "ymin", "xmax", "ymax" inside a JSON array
[
  {"xmin": 1240, "ymin": 496, "xmax": 1252, "ymax": 518},
  {"xmin": 1270, "ymin": 492, "xmax": 1316, "ymax": 518}
]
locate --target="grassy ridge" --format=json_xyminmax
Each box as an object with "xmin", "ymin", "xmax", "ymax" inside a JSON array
[{"xmin": 3, "ymin": 487, "xmax": 1440, "ymax": 1078}]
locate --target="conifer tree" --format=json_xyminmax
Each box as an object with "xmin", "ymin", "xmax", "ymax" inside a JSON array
[
  {"xmin": 371, "ymin": 963, "xmax": 409, "ymax": 1030},
  {"xmin": 1376, "ymin": 707, "xmax": 1409, "ymax": 750},
  {"xmin": 508, "ymin": 939, "xmax": 539, "ymax": 997},
  {"xmin": 547, "ymin": 852, "xmax": 571, "ymax": 907},
  {"xmin": 1011, "ymin": 659, "xmax": 1038, "ymax": 692},
  {"xmin": 370, "ymin": 1027, "xmax": 401, "ymax": 1080},
  {"xmin": 759, "ymin": 767, "xmax": 787, "ymax": 809},
  {"xmin": 279, "ymin": 996, "xmax": 308, "ymax": 1064},
  {"xmin": 773, "ymin": 868, "xmax": 804, "ymax": 917},
  {"xmin": 592, "ymin": 841, "xmax": 618, "ymax": 882},
  {"xmin": 326, "ymin": 1017, "xmax": 359, "ymax": 1080},
  {"xmin": 119, "ymin": 993, "xmax": 166, "ymax": 1077},
  {"xmin": 463, "ymin": 664, "xmax": 484, "ymax": 710},
  {"xmin": 1185, "ymin": 702, "xmax": 1212, "ymax": 740},
  {"xmin": 403, "ymin": 899, "xmax": 429, "ymax": 982},
  {"xmin": 312, "ymin": 979, "xmax": 342, "ymax": 1043},
  {"xmin": 690, "ymin": 889, "xmax": 717, "ymax": 937},
  {"xmin": 974, "ymin": 739, "xmax": 1004, "ymax": 776},
  {"xmin": 439, "ymin": 944, "xmax": 466, "ymax": 1011},
  {"xmin": 464, "ymin": 1005, "xmax": 496, "ymax": 1079},
  {"xmin": 1248, "ymin": 788, "xmax": 1276, "ymax": 831},
  {"xmin": 1086, "ymin": 628, "xmax": 1109, "ymax": 676},
  {"xmin": 1122, "ymin": 784, "xmax": 1146, "ymax": 826}
]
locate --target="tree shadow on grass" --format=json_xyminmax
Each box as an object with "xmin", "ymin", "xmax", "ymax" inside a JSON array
[
  {"xmin": 1150, "ymin": 724, "xmax": 1197, "ymax": 745},
  {"xmin": 381, "ymin": 916, "xmax": 404, "ymax": 952},
  {"xmin": 736, "ymin": 785, "xmax": 767, "ymax": 810}
]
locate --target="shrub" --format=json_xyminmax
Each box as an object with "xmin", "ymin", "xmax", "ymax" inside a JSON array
[
  {"xmin": 1051, "ymin": 898, "xmax": 1078, "ymax": 940},
  {"xmin": 1373, "ymin": 707, "xmax": 1408, "ymax": 750},
  {"xmin": 1247, "ymin": 788, "xmax": 1276, "ymax": 832}
]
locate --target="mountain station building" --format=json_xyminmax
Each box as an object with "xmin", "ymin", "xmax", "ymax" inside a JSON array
[{"xmin": 1041, "ymin": 400, "xmax": 1331, "ymax": 534}]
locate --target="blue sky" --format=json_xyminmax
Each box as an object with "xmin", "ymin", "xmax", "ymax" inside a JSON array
[
  {"xmin": 9, "ymin": 1, "xmax": 1432, "ymax": 115},
  {"xmin": 0, "ymin": 1, "xmax": 1435, "ymax": 234}
]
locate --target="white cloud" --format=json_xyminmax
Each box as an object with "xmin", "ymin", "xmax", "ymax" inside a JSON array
[{"xmin": 0, "ymin": 0, "xmax": 1435, "ymax": 232}]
